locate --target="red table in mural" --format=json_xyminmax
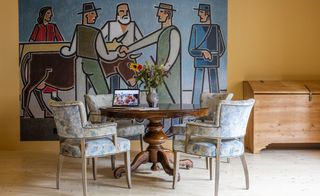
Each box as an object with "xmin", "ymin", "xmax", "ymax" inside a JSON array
[{"xmin": 100, "ymin": 104, "xmax": 208, "ymax": 178}]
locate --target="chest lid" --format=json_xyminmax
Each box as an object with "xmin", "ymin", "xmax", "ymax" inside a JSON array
[
  {"xmin": 303, "ymin": 81, "xmax": 320, "ymax": 94},
  {"xmin": 246, "ymin": 81, "xmax": 309, "ymax": 94}
]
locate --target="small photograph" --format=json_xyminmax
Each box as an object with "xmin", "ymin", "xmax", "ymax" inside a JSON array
[{"xmin": 113, "ymin": 89, "xmax": 140, "ymax": 106}]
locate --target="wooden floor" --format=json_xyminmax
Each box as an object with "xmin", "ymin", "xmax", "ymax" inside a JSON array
[{"xmin": 0, "ymin": 149, "xmax": 319, "ymax": 196}]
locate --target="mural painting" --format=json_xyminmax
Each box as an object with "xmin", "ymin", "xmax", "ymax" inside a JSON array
[
  {"xmin": 101, "ymin": 3, "xmax": 143, "ymax": 92},
  {"xmin": 19, "ymin": 0, "xmax": 227, "ymax": 141},
  {"xmin": 189, "ymin": 4, "xmax": 225, "ymax": 104}
]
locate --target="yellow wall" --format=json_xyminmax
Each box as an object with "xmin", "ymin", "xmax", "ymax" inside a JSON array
[{"xmin": 1, "ymin": 0, "xmax": 320, "ymax": 150}]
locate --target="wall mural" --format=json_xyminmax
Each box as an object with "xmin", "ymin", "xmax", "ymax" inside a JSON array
[{"xmin": 19, "ymin": 0, "xmax": 227, "ymax": 141}]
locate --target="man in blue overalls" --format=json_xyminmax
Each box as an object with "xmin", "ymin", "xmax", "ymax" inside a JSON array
[{"xmin": 189, "ymin": 4, "xmax": 225, "ymax": 104}]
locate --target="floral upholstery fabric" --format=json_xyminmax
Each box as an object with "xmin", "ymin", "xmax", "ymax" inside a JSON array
[
  {"xmin": 171, "ymin": 93, "xmax": 233, "ymax": 135},
  {"xmin": 173, "ymin": 99, "xmax": 255, "ymax": 158},
  {"xmin": 84, "ymin": 94, "xmax": 113, "ymax": 123},
  {"xmin": 116, "ymin": 120, "xmax": 145, "ymax": 137},
  {"xmin": 49, "ymin": 101, "xmax": 88, "ymax": 138},
  {"xmin": 84, "ymin": 94, "xmax": 113, "ymax": 112},
  {"xmin": 50, "ymin": 100, "xmax": 130, "ymax": 166},
  {"xmin": 185, "ymin": 99, "xmax": 255, "ymax": 138},
  {"xmin": 88, "ymin": 111, "xmax": 108, "ymax": 124},
  {"xmin": 215, "ymin": 99, "xmax": 255, "ymax": 138},
  {"xmin": 172, "ymin": 123, "xmax": 187, "ymax": 135},
  {"xmin": 83, "ymin": 122, "xmax": 117, "ymax": 138},
  {"xmin": 85, "ymin": 94, "xmax": 145, "ymax": 138},
  {"xmin": 60, "ymin": 137, "xmax": 130, "ymax": 158},
  {"xmin": 199, "ymin": 92, "xmax": 234, "ymax": 123},
  {"xmin": 188, "ymin": 140, "xmax": 244, "ymax": 157},
  {"xmin": 173, "ymin": 135, "xmax": 244, "ymax": 157},
  {"xmin": 173, "ymin": 135, "xmax": 186, "ymax": 152},
  {"xmin": 49, "ymin": 101, "xmax": 117, "ymax": 139}
]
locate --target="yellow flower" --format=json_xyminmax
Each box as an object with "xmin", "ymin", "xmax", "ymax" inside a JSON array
[{"xmin": 129, "ymin": 63, "xmax": 143, "ymax": 72}]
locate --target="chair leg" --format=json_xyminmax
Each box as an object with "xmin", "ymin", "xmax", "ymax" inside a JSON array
[
  {"xmin": 82, "ymin": 156, "xmax": 88, "ymax": 196},
  {"xmin": 209, "ymin": 157, "xmax": 213, "ymax": 180},
  {"xmin": 240, "ymin": 154, "xmax": 249, "ymax": 190},
  {"xmin": 111, "ymin": 155, "xmax": 116, "ymax": 170},
  {"xmin": 172, "ymin": 151, "xmax": 180, "ymax": 189},
  {"xmin": 124, "ymin": 151, "xmax": 132, "ymax": 189},
  {"xmin": 56, "ymin": 154, "xmax": 64, "ymax": 189},
  {"xmin": 92, "ymin": 157, "xmax": 97, "ymax": 180},
  {"xmin": 139, "ymin": 134, "xmax": 144, "ymax": 151},
  {"xmin": 215, "ymin": 155, "xmax": 220, "ymax": 196},
  {"xmin": 206, "ymin": 157, "xmax": 209, "ymax": 170}
]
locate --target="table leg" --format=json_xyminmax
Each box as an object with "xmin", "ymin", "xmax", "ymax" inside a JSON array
[
  {"xmin": 114, "ymin": 150, "xmax": 149, "ymax": 178},
  {"xmin": 114, "ymin": 118, "xmax": 191, "ymax": 178},
  {"xmin": 162, "ymin": 148, "xmax": 193, "ymax": 169}
]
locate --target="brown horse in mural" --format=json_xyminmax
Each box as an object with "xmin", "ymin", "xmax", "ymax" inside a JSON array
[{"xmin": 20, "ymin": 52, "xmax": 139, "ymax": 118}]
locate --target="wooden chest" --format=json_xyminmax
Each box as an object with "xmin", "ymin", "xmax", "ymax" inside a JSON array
[{"xmin": 243, "ymin": 81, "xmax": 320, "ymax": 153}]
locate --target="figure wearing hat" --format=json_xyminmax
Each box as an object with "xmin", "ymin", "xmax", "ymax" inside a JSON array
[
  {"xmin": 126, "ymin": 3, "xmax": 181, "ymax": 104},
  {"xmin": 189, "ymin": 4, "xmax": 225, "ymax": 104},
  {"xmin": 61, "ymin": 2, "xmax": 127, "ymax": 98}
]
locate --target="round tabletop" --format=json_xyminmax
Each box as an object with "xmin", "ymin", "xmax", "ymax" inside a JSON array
[{"xmin": 100, "ymin": 104, "xmax": 209, "ymax": 119}]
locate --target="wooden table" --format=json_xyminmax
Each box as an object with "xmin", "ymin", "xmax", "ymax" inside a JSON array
[{"xmin": 100, "ymin": 104, "xmax": 208, "ymax": 178}]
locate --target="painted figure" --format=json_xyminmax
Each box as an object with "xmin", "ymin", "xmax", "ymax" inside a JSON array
[
  {"xmin": 101, "ymin": 3, "xmax": 143, "ymax": 91},
  {"xmin": 29, "ymin": 6, "xmax": 64, "ymax": 101},
  {"xmin": 189, "ymin": 4, "xmax": 225, "ymax": 104},
  {"xmin": 126, "ymin": 3, "xmax": 181, "ymax": 104},
  {"xmin": 61, "ymin": 2, "xmax": 126, "ymax": 95},
  {"xmin": 29, "ymin": 6, "xmax": 64, "ymax": 42}
]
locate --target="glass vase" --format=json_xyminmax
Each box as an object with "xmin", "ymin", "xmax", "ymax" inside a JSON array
[{"xmin": 146, "ymin": 88, "xmax": 159, "ymax": 108}]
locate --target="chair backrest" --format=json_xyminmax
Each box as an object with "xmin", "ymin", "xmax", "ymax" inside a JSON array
[
  {"xmin": 49, "ymin": 101, "xmax": 87, "ymax": 138},
  {"xmin": 216, "ymin": 99, "xmax": 255, "ymax": 138},
  {"xmin": 200, "ymin": 92, "xmax": 234, "ymax": 123},
  {"xmin": 84, "ymin": 94, "xmax": 113, "ymax": 123},
  {"xmin": 84, "ymin": 94, "xmax": 113, "ymax": 112}
]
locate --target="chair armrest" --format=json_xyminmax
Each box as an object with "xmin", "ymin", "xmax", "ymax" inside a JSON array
[
  {"xmin": 83, "ymin": 122, "xmax": 117, "ymax": 138},
  {"xmin": 89, "ymin": 111, "xmax": 109, "ymax": 124},
  {"xmin": 186, "ymin": 122, "xmax": 221, "ymax": 137},
  {"xmin": 186, "ymin": 121, "xmax": 218, "ymax": 128}
]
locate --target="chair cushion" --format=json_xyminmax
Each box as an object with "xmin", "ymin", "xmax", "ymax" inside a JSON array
[
  {"xmin": 116, "ymin": 120, "xmax": 145, "ymax": 137},
  {"xmin": 60, "ymin": 137, "xmax": 130, "ymax": 158},
  {"xmin": 173, "ymin": 135, "xmax": 244, "ymax": 157}
]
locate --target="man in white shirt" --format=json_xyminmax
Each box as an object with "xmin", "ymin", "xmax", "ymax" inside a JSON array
[{"xmin": 101, "ymin": 3, "xmax": 143, "ymax": 91}]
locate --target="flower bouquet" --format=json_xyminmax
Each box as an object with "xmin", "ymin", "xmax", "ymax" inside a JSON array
[{"xmin": 129, "ymin": 61, "xmax": 169, "ymax": 107}]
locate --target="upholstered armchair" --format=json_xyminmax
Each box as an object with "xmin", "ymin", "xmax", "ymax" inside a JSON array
[
  {"xmin": 171, "ymin": 92, "xmax": 233, "ymax": 167},
  {"xmin": 171, "ymin": 92, "xmax": 234, "ymax": 135},
  {"xmin": 172, "ymin": 99, "xmax": 255, "ymax": 196},
  {"xmin": 49, "ymin": 101, "xmax": 131, "ymax": 196},
  {"xmin": 84, "ymin": 94, "xmax": 145, "ymax": 169}
]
